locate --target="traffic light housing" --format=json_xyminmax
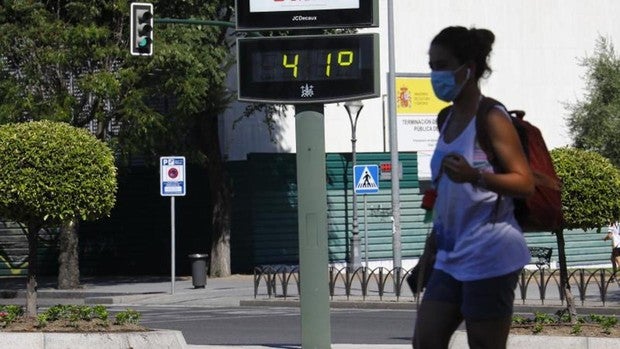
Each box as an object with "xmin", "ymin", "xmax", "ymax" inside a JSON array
[{"xmin": 130, "ymin": 3, "xmax": 153, "ymax": 56}]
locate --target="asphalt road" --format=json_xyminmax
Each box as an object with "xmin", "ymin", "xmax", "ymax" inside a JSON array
[{"xmin": 117, "ymin": 305, "xmax": 415, "ymax": 346}]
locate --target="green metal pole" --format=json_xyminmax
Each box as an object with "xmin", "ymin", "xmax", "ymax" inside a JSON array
[
  {"xmin": 295, "ymin": 104, "xmax": 331, "ymax": 349},
  {"xmin": 154, "ymin": 18, "xmax": 235, "ymax": 27}
]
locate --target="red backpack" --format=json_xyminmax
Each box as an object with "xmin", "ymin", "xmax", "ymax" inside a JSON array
[{"xmin": 438, "ymin": 97, "xmax": 563, "ymax": 232}]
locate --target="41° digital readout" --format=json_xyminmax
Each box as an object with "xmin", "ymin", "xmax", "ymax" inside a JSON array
[{"xmin": 251, "ymin": 49, "xmax": 361, "ymax": 82}]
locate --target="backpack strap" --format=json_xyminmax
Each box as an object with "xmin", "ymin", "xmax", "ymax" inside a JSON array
[
  {"xmin": 475, "ymin": 96, "xmax": 506, "ymax": 170},
  {"xmin": 474, "ymin": 97, "xmax": 508, "ymax": 223}
]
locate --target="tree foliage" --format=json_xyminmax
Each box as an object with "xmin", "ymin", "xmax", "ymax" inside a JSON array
[
  {"xmin": 0, "ymin": 0, "xmax": 236, "ymax": 152},
  {"xmin": 116, "ymin": 0, "xmax": 234, "ymax": 163},
  {"xmin": 566, "ymin": 36, "xmax": 620, "ymax": 167},
  {"xmin": 0, "ymin": 0, "xmax": 127, "ymax": 134},
  {"xmin": 0, "ymin": 120, "xmax": 117, "ymax": 229},
  {"xmin": 551, "ymin": 147, "xmax": 620, "ymax": 228}
]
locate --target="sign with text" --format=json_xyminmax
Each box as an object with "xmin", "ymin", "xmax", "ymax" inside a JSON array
[
  {"xmin": 236, "ymin": 0, "xmax": 378, "ymax": 30},
  {"xmin": 160, "ymin": 156, "xmax": 186, "ymax": 196},
  {"xmin": 395, "ymin": 74, "xmax": 449, "ymax": 179},
  {"xmin": 250, "ymin": 0, "xmax": 359, "ymax": 12}
]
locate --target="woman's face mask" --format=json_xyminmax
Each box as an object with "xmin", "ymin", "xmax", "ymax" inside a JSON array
[{"xmin": 430, "ymin": 64, "xmax": 471, "ymax": 102}]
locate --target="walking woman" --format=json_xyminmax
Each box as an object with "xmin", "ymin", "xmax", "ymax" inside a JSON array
[{"xmin": 412, "ymin": 26, "xmax": 534, "ymax": 349}]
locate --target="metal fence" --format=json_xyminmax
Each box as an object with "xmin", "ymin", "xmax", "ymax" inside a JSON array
[{"xmin": 253, "ymin": 265, "xmax": 620, "ymax": 306}]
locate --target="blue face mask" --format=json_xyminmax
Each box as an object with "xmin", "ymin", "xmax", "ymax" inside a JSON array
[{"xmin": 430, "ymin": 64, "xmax": 471, "ymax": 102}]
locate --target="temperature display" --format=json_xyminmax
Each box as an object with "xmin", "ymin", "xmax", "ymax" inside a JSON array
[
  {"xmin": 237, "ymin": 34, "xmax": 379, "ymax": 104},
  {"xmin": 252, "ymin": 49, "xmax": 359, "ymax": 82}
]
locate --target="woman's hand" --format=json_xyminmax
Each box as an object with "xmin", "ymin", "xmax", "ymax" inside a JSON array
[{"xmin": 441, "ymin": 152, "xmax": 478, "ymax": 184}]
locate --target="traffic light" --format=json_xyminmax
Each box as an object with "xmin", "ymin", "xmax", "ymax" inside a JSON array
[{"xmin": 130, "ymin": 3, "xmax": 153, "ymax": 56}]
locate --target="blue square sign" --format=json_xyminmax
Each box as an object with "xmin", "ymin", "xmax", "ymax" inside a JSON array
[{"xmin": 354, "ymin": 165, "xmax": 379, "ymax": 194}]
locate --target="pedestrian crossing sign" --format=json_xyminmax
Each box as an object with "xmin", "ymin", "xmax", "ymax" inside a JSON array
[{"xmin": 354, "ymin": 165, "xmax": 380, "ymax": 194}]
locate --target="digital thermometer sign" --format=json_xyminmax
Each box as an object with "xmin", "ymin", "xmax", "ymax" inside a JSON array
[{"xmin": 237, "ymin": 34, "xmax": 379, "ymax": 104}]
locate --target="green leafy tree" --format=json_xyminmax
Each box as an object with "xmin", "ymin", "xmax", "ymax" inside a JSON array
[
  {"xmin": 566, "ymin": 36, "xmax": 620, "ymax": 167},
  {"xmin": 0, "ymin": 121, "xmax": 117, "ymax": 316},
  {"xmin": 0, "ymin": 0, "xmax": 240, "ymax": 278},
  {"xmin": 550, "ymin": 147, "xmax": 620, "ymax": 321}
]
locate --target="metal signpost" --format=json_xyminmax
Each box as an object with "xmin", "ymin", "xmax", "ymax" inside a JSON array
[
  {"xmin": 354, "ymin": 165, "xmax": 380, "ymax": 269},
  {"xmin": 235, "ymin": 2, "xmax": 379, "ymax": 347},
  {"xmin": 160, "ymin": 156, "xmax": 186, "ymax": 295},
  {"xmin": 387, "ymin": 0, "xmax": 402, "ymax": 273}
]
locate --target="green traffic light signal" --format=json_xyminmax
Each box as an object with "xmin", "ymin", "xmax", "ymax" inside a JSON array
[{"xmin": 137, "ymin": 37, "xmax": 150, "ymax": 48}]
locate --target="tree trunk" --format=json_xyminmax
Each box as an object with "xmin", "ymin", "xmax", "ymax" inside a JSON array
[
  {"xmin": 26, "ymin": 222, "xmax": 41, "ymax": 317},
  {"xmin": 200, "ymin": 111, "xmax": 232, "ymax": 277},
  {"xmin": 555, "ymin": 229, "xmax": 577, "ymax": 322},
  {"xmin": 209, "ymin": 173, "xmax": 232, "ymax": 277},
  {"xmin": 57, "ymin": 220, "xmax": 80, "ymax": 289}
]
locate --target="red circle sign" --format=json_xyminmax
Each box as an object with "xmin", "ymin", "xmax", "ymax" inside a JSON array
[{"xmin": 168, "ymin": 168, "xmax": 179, "ymax": 179}]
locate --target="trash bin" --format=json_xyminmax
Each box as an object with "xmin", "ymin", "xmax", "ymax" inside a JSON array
[{"xmin": 188, "ymin": 253, "xmax": 208, "ymax": 288}]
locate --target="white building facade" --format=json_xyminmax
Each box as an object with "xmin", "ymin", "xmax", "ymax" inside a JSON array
[{"xmin": 222, "ymin": 0, "xmax": 620, "ymax": 177}]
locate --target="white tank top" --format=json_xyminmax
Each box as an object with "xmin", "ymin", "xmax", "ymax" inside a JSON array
[{"xmin": 430, "ymin": 108, "xmax": 531, "ymax": 281}]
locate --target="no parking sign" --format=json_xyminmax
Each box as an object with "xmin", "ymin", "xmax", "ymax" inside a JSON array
[
  {"xmin": 160, "ymin": 156, "xmax": 186, "ymax": 294},
  {"xmin": 160, "ymin": 156, "xmax": 186, "ymax": 196}
]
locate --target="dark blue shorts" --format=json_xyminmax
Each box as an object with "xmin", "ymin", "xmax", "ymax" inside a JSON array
[{"xmin": 422, "ymin": 268, "xmax": 520, "ymax": 320}]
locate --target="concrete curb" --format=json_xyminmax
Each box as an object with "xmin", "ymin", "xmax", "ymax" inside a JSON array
[
  {"xmin": 187, "ymin": 344, "xmax": 411, "ymax": 349},
  {"xmin": 240, "ymin": 299, "xmax": 620, "ymax": 316},
  {"xmin": 452, "ymin": 331, "xmax": 620, "ymax": 349},
  {"xmin": 3, "ymin": 329, "xmax": 618, "ymax": 349},
  {"xmin": 0, "ymin": 329, "xmax": 187, "ymax": 349},
  {"xmin": 185, "ymin": 334, "xmax": 620, "ymax": 349}
]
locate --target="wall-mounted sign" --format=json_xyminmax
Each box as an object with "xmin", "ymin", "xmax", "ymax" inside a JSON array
[
  {"xmin": 249, "ymin": 0, "xmax": 359, "ymax": 12},
  {"xmin": 396, "ymin": 75, "xmax": 449, "ymax": 115},
  {"xmin": 236, "ymin": 0, "xmax": 378, "ymax": 31},
  {"xmin": 379, "ymin": 162, "xmax": 403, "ymax": 181},
  {"xmin": 395, "ymin": 74, "xmax": 449, "ymax": 179},
  {"xmin": 237, "ymin": 34, "xmax": 379, "ymax": 104}
]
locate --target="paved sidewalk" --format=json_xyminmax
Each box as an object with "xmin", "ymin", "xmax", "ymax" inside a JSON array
[
  {"xmin": 1, "ymin": 273, "xmax": 618, "ymax": 313},
  {"xmin": 0, "ymin": 275, "xmax": 254, "ymax": 308}
]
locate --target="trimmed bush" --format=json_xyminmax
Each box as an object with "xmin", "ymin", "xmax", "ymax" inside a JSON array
[{"xmin": 0, "ymin": 120, "xmax": 117, "ymax": 226}]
